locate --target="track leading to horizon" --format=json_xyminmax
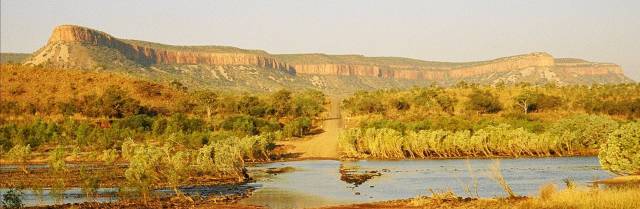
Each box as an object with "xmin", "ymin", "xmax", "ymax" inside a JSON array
[{"xmin": 280, "ymin": 97, "xmax": 343, "ymax": 159}]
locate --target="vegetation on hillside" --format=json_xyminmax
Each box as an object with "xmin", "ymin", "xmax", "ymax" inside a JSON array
[{"xmin": 0, "ymin": 64, "xmax": 327, "ymax": 202}]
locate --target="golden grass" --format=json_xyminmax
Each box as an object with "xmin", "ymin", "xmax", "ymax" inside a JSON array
[
  {"xmin": 538, "ymin": 183, "xmax": 556, "ymax": 201},
  {"xmin": 489, "ymin": 160, "xmax": 517, "ymax": 198},
  {"xmin": 520, "ymin": 186, "xmax": 640, "ymax": 209}
]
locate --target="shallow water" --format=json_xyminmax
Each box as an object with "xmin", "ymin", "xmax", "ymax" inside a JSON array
[
  {"xmin": 240, "ymin": 157, "xmax": 612, "ymax": 209},
  {"xmin": 0, "ymin": 157, "xmax": 611, "ymax": 208}
]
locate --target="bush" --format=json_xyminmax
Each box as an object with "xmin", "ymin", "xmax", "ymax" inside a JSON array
[
  {"xmin": 48, "ymin": 146, "xmax": 66, "ymax": 174},
  {"xmin": 599, "ymin": 122, "xmax": 640, "ymax": 175},
  {"xmin": 6, "ymin": 144, "xmax": 31, "ymax": 173},
  {"xmin": 114, "ymin": 115, "xmax": 155, "ymax": 132},
  {"xmin": 220, "ymin": 115, "xmax": 258, "ymax": 135},
  {"xmin": 549, "ymin": 114, "xmax": 618, "ymax": 149},
  {"xmin": 124, "ymin": 144, "xmax": 163, "ymax": 201},
  {"xmin": 1, "ymin": 188, "xmax": 23, "ymax": 208},
  {"xmin": 283, "ymin": 117, "xmax": 312, "ymax": 137},
  {"xmin": 466, "ymin": 89, "xmax": 502, "ymax": 114}
]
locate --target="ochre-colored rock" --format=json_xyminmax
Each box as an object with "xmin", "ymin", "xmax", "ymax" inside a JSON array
[
  {"xmin": 31, "ymin": 25, "xmax": 629, "ymax": 82},
  {"xmin": 47, "ymin": 25, "xmax": 291, "ymax": 70}
]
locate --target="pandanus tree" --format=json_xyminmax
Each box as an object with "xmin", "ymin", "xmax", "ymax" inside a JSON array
[{"xmin": 599, "ymin": 122, "xmax": 640, "ymax": 175}]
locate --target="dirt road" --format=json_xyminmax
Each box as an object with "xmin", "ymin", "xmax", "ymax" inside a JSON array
[{"xmin": 280, "ymin": 97, "xmax": 343, "ymax": 159}]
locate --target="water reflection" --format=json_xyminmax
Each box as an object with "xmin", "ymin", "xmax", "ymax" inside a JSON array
[{"xmin": 241, "ymin": 157, "xmax": 611, "ymax": 209}]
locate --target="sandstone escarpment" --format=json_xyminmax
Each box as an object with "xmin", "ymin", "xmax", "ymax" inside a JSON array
[
  {"xmin": 289, "ymin": 52, "xmax": 555, "ymax": 80},
  {"xmin": 38, "ymin": 25, "xmax": 292, "ymax": 71},
  {"xmin": 554, "ymin": 60, "xmax": 625, "ymax": 76},
  {"xmin": 24, "ymin": 25, "xmax": 633, "ymax": 85}
]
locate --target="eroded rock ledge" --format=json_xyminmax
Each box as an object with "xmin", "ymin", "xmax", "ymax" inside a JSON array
[{"xmin": 27, "ymin": 25, "xmax": 628, "ymax": 81}]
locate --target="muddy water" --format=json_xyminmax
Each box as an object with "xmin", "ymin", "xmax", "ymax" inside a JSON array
[
  {"xmin": 240, "ymin": 157, "xmax": 611, "ymax": 209},
  {"xmin": 0, "ymin": 157, "xmax": 611, "ymax": 208}
]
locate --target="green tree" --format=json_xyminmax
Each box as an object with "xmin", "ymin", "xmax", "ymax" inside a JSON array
[
  {"xmin": 435, "ymin": 94, "xmax": 457, "ymax": 114},
  {"xmin": 283, "ymin": 117, "xmax": 312, "ymax": 137},
  {"xmin": 599, "ymin": 122, "xmax": 640, "ymax": 175},
  {"xmin": 7, "ymin": 144, "xmax": 31, "ymax": 174},
  {"xmin": 1, "ymin": 189, "xmax": 23, "ymax": 208},
  {"xmin": 466, "ymin": 89, "xmax": 502, "ymax": 114},
  {"xmin": 514, "ymin": 90, "xmax": 538, "ymax": 114},
  {"xmin": 270, "ymin": 89, "xmax": 292, "ymax": 117},
  {"xmin": 124, "ymin": 144, "xmax": 163, "ymax": 202},
  {"xmin": 48, "ymin": 145, "xmax": 66, "ymax": 174},
  {"xmin": 193, "ymin": 90, "xmax": 218, "ymax": 120}
]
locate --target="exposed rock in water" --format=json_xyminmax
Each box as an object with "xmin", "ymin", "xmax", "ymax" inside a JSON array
[{"xmin": 339, "ymin": 164, "xmax": 382, "ymax": 187}]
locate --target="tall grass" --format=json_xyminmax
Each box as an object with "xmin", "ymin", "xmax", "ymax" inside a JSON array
[
  {"xmin": 489, "ymin": 160, "xmax": 516, "ymax": 198},
  {"xmin": 521, "ymin": 186, "xmax": 640, "ymax": 209},
  {"xmin": 338, "ymin": 123, "xmax": 590, "ymax": 159}
]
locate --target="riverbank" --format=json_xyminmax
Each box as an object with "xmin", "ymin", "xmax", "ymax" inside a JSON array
[{"xmin": 22, "ymin": 183, "xmax": 639, "ymax": 209}]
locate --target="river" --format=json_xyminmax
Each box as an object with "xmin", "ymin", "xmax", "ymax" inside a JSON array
[{"xmin": 1, "ymin": 156, "xmax": 611, "ymax": 208}]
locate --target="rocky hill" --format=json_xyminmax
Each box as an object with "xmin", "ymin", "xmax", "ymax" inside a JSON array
[{"xmin": 20, "ymin": 25, "xmax": 634, "ymax": 94}]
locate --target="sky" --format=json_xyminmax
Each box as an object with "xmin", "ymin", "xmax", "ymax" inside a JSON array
[{"xmin": 2, "ymin": 0, "xmax": 639, "ymax": 81}]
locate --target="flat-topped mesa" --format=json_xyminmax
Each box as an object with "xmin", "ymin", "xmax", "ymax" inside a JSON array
[
  {"xmin": 554, "ymin": 58, "xmax": 625, "ymax": 76},
  {"xmin": 289, "ymin": 52, "xmax": 555, "ymax": 80},
  {"xmin": 26, "ymin": 25, "xmax": 632, "ymax": 84},
  {"xmin": 45, "ymin": 25, "xmax": 291, "ymax": 70}
]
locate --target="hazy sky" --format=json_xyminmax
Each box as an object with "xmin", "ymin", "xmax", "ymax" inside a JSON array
[{"xmin": 2, "ymin": 0, "xmax": 639, "ymax": 80}]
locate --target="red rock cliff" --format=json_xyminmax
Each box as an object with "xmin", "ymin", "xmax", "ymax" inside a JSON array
[
  {"xmin": 47, "ymin": 25, "xmax": 291, "ymax": 70},
  {"xmin": 39, "ymin": 25, "xmax": 629, "ymax": 81}
]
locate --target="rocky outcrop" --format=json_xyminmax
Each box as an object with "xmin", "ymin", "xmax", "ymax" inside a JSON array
[
  {"xmin": 290, "ymin": 52, "xmax": 555, "ymax": 80},
  {"xmin": 43, "ymin": 25, "xmax": 292, "ymax": 70},
  {"xmin": 554, "ymin": 61, "xmax": 625, "ymax": 76},
  {"xmin": 25, "ymin": 25, "xmax": 633, "ymax": 84}
]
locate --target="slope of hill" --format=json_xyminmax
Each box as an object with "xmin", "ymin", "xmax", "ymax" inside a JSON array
[
  {"xmin": 0, "ymin": 64, "xmax": 188, "ymax": 114},
  {"xmin": 20, "ymin": 25, "xmax": 634, "ymax": 94}
]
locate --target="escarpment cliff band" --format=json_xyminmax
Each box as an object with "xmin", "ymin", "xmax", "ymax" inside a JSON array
[
  {"xmin": 42, "ymin": 25, "xmax": 292, "ymax": 71},
  {"xmin": 24, "ymin": 25, "xmax": 633, "ymax": 85}
]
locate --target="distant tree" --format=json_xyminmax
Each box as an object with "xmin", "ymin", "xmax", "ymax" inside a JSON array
[
  {"xmin": 435, "ymin": 94, "xmax": 457, "ymax": 114},
  {"xmin": 7, "ymin": 144, "xmax": 31, "ymax": 174},
  {"xmin": 192, "ymin": 90, "xmax": 218, "ymax": 120},
  {"xmin": 48, "ymin": 145, "xmax": 66, "ymax": 174},
  {"xmin": 270, "ymin": 90, "xmax": 292, "ymax": 117},
  {"xmin": 291, "ymin": 90, "xmax": 326, "ymax": 118},
  {"xmin": 455, "ymin": 81, "xmax": 470, "ymax": 88},
  {"xmin": 238, "ymin": 94, "xmax": 266, "ymax": 116},
  {"xmin": 169, "ymin": 80, "xmax": 187, "ymax": 92},
  {"xmin": 124, "ymin": 145, "xmax": 163, "ymax": 202},
  {"xmin": 220, "ymin": 115, "xmax": 257, "ymax": 135},
  {"xmin": 283, "ymin": 117, "xmax": 312, "ymax": 137},
  {"xmin": 342, "ymin": 91, "xmax": 385, "ymax": 114},
  {"xmin": 514, "ymin": 91, "xmax": 538, "ymax": 114},
  {"xmin": 466, "ymin": 89, "xmax": 502, "ymax": 114},
  {"xmin": 599, "ymin": 122, "xmax": 640, "ymax": 175},
  {"xmin": 98, "ymin": 85, "xmax": 147, "ymax": 118}
]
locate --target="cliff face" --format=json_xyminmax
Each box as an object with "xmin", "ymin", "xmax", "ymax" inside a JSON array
[
  {"xmin": 43, "ymin": 25, "xmax": 292, "ymax": 70},
  {"xmin": 24, "ymin": 25, "xmax": 633, "ymax": 84}
]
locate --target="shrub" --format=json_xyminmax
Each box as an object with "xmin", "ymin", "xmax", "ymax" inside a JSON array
[
  {"xmin": 124, "ymin": 144, "xmax": 163, "ymax": 202},
  {"xmin": 599, "ymin": 122, "xmax": 640, "ymax": 175},
  {"xmin": 1, "ymin": 188, "xmax": 23, "ymax": 209},
  {"xmin": 48, "ymin": 145, "xmax": 66, "ymax": 174},
  {"xmin": 6, "ymin": 144, "xmax": 31, "ymax": 173},
  {"xmin": 114, "ymin": 115, "xmax": 155, "ymax": 132},
  {"xmin": 283, "ymin": 117, "xmax": 312, "ymax": 137},
  {"xmin": 466, "ymin": 89, "xmax": 502, "ymax": 114},
  {"xmin": 220, "ymin": 115, "xmax": 257, "ymax": 135},
  {"xmin": 291, "ymin": 90, "xmax": 326, "ymax": 118},
  {"xmin": 549, "ymin": 114, "xmax": 618, "ymax": 149}
]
